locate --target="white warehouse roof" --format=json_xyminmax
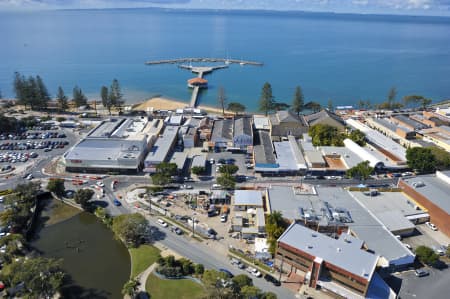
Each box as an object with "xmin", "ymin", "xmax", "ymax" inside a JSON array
[{"xmin": 344, "ymin": 139, "xmax": 384, "ymax": 168}]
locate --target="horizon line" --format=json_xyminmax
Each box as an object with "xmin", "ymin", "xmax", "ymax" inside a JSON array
[{"xmin": 2, "ymin": 6, "xmax": 450, "ymax": 19}]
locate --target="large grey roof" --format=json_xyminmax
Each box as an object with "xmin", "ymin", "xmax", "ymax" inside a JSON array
[
  {"xmin": 402, "ymin": 175, "xmax": 450, "ymax": 214},
  {"xmin": 234, "ymin": 117, "xmax": 253, "ymax": 137},
  {"xmin": 234, "ymin": 190, "xmax": 263, "ymax": 207},
  {"xmin": 304, "ymin": 109, "xmax": 344, "ymax": 127},
  {"xmin": 145, "ymin": 126, "xmax": 179, "ymax": 164},
  {"xmin": 268, "ymin": 186, "xmax": 415, "ymax": 265},
  {"xmin": 211, "ymin": 119, "xmax": 233, "ymax": 142},
  {"xmin": 392, "ymin": 115, "xmax": 428, "ymax": 130},
  {"xmin": 278, "ymin": 223, "xmax": 379, "ymax": 280},
  {"xmin": 191, "ymin": 154, "xmax": 207, "ymax": 168},
  {"xmin": 346, "ymin": 119, "xmax": 406, "ymax": 162},
  {"xmin": 254, "ymin": 130, "xmax": 277, "ymax": 166}
]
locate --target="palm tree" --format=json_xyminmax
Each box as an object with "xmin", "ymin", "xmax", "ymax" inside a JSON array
[{"xmin": 122, "ymin": 279, "xmax": 140, "ymax": 298}]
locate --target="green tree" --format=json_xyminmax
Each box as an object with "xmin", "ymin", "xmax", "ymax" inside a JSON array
[
  {"xmin": 194, "ymin": 263, "xmax": 205, "ymax": 275},
  {"xmin": 216, "ymin": 173, "xmax": 236, "ymax": 190},
  {"xmin": 47, "ymin": 178, "xmax": 65, "ymax": 197},
  {"xmin": 218, "ymin": 164, "xmax": 239, "ymax": 175},
  {"xmin": 109, "ymin": 78, "xmax": 124, "ymax": 112},
  {"xmin": 74, "ymin": 188, "xmax": 94, "ymax": 210},
  {"xmin": 327, "ymin": 99, "xmax": 333, "ymax": 111},
  {"xmin": 191, "ymin": 166, "xmax": 206, "ymax": 175},
  {"xmin": 112, "ymin": 213, "xmax": 148, "ymax": 247},
  {"xmin": 304, "ymin": 101, "xmax": 322, "ymax": 113},
  {"xmin": 101, "ymin": 85, "xmax": 112, "ymax": 115},
  {"xmin": 415, "ymin": 245, "xmax": 439, "ymax": 266},
  {"xmin": 35, "ymin": 75, "xmax": 51, "ymax": 110},
  {"xmin": 73, "ymin": 85, "xmax": 88, "ymax": 108},
  {"xmin": 429, "ymin": 146, "xmax": 450, "ymax": 170},
  {"xmin": 1, "ymin": 257, "xmax": 65, "ymax": 298},
  {"xmin": 218, "ymin": 86, "xmax": 226, "ymax": 115},
  {"xmin": 387, "ymin": 86, "xmax": 397, "ymax": 108},
  {"xmin": 262, "ymin": 292, "xmax": 277, "ymax": 299},
  {"xmin": 346, "ymin": 161, "xmax": 374, "ymax": 180},
  {"xmin": 151, "ymin": 162, "xmax": 178, "ymax": 186},
  {"xmin": 291, "ymin": 86, "xmax": 304, "ymax": 116},
  {"xmin": 227, "ymin": 102, "xmax": 246, "ymax": 114},
  {"xmin": 232, "ymin": 274, "xmax": 253, "ymax": 291},
  {"xmin": 259, "ymin": 82, "xmax": 275, "ymax": 116},
  {"xmin": 406, "ymin": 147, "xmax": 436, "ymax": 173},
  {"xmin": 56, "ymin": 86, "xmax": 69, "ymax": 112},
  {"xmin": 266, "ymin": 211, "xmax": 287, "ymax": 255},
  {"xmin": 241, "ymin": 285, "xmax": 262, "ymax": 299},
  {"xmin": 308, "ymin": 124, "xmax": 344, "ymax": 146},
  {"xmin": 272, "ymin": 102, "xmax": 290, "ymax": 111},
  {"xmin": 348, "ymin": 129, "xmax": 366, "ymax": 146},
  {"xmin": 121, "ymin": 279, "xmax": 140, "ymax": 297}
]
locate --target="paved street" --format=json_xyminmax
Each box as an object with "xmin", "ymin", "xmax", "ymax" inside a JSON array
[{"xmin": 146, "ymin": 215, "xmax": 297, "ymax": 299}]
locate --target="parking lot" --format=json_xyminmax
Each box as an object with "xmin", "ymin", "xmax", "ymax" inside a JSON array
[
  {"xmin": 207, "ymin": 151, "xmax": 255, "ymax": 178},
  {"xmin": 402, "ymin": 224, "xmax": 450, "ymax": 253},
  {"xmin": 387, "ymin": 266, "xmax": 450, "ymax": 299},
  {"xmin": 0, "ymin": 127, "xmax": 72, "ymax": 177}
]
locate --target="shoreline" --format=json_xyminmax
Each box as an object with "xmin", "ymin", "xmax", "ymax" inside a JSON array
[{"xmin": 132, "ymin": 96, "xmax": 237, "ymax": 115}]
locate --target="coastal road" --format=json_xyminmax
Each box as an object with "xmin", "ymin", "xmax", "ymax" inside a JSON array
[{"xmin": 146, "ymin": 216, "xmax": 297, "ymax": 299}]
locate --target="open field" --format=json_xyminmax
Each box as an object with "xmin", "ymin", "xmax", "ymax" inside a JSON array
[
  {"xmin": 129, "ymin": 245, "xmax": 161, "ymax": 278},
  {"xmin": 145, "ymin": 273, "xmax": 205, "ymax": 299}
]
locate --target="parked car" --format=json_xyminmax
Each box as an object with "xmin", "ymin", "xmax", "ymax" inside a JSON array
[
  {"xmin": 230, "ymin": 258, "xmax": 245, "ymax": 269},
  {"xmin": 113, "ymin": 199, "xmax": 122, "ymax": 206},
  {"xmin": 264, "ymin": 274, "xmax": 281, "ymax": 286},
  {"xmin": 415, "ymin": 269, "xmax": 429, "ymax": 277},
  {"xmin": 247, "ymin": 267, "xmax": 262, "ymax": 277},
  {"xmin": 220, "ymin": 214, "xmax": 227, "ymax": 223},
  {"xmin": 425, "ymin": 222, "xmax": 438, "ymax": 231},
  {"xmin": 157, "ymin": 218, "xmax": 168, "ymax": 227},
  {"xmin": 219, "ymin": 268, "xmax": 234, "ymax": 278}
]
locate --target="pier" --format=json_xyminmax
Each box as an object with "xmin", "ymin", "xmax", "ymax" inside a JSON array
[
  {"xmin": 145, "ymin": 57, "xmax": 263, "ymax": 66},
  {"xmin": 145, "ymin": 57, "xmax": 263, "ymax": 107}
]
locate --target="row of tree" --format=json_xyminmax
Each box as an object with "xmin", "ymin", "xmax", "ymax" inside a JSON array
[
  {"xmin": 359, "ymin": 87, "xmax": 433, "ymax": 110},
  {"xmin": 218, "ymin": 83, "xmax": 323, "ymax": 116},
  {"xmin": 308, "ymin": 124, "xmax": 366, "ymax": 147},
  {"xmin": 12, "ymin": 72, "xmax": 125, "ymax": 112},
  {"xmin": 0, "ymin": 182, "xmax": 66, "ymax": 298}
]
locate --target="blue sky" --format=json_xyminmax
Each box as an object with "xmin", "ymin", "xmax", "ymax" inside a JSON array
[{"xmin": 1, "ymin": 0, "xmax": 449, "ymax": 16}]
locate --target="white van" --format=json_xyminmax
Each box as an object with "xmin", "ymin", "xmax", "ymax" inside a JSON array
[{"xmin": 212, "ymin": 184, "xmax": 222, "ymax": 190}]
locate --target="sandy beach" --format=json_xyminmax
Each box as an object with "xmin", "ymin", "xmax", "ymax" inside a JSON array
[{"xmin": 132, "ymin": 97, "xmax": 234, "ymax": 115}]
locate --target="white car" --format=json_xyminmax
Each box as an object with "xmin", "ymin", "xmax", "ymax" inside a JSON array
[
  {"xmin": 210, "ymin": 158, "xmax": 215, "ymax": 164},
  {"xmin": 247, "ymin": 267, "xmax": 262, "ymax": 277},
  {"xmin": 96, "ymin": 181, "xmax": 105, "ymax": 187},
  {"xmin": 220, "ymin": 214, "xmax": 227, "ymax": 223},
  {"xmin": 425, "ymin": 222, "xmax": 438, "ymax": 231},
  {"xmin": 157, "ymin": 219, "xmax": 168, "ymax": 227}
]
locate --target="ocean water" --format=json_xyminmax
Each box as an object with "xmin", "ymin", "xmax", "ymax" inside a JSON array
[{"xmin": 0, "ymin": 9, "xmax": 450, "ymax": 111}]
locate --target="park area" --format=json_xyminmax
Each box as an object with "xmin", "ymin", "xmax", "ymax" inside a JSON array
[
  {"xmin": 129, "ymin": 245, "xmax": 161, "ymax": 278},
  {"xmin": 145, "ymin": 274, "xmax": 205, "ymax": 299}
]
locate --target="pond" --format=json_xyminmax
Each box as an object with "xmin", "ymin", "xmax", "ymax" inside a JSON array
[{"xmin": 32, "ymin": 200, "xmax": 131, "ymax": 299}]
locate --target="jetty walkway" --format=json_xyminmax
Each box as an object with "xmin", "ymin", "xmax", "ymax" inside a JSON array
[
  {"xmin": 145, "ymin": 57, "xmax": 263, "ymax": 107},
  {"xmin": 183, "ymin": 65, "xmax": 229, "ymax": 107},
  {"xmin": 145, "ymin": 57, "xmax": 263, "ymax": 66}
]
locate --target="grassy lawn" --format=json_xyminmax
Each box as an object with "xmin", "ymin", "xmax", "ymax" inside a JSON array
[
  {"xmin": 129, "ymin": 245, "xmax": 161, "ymax": 278},
  {"xmin": 145, "ymin": 274, "xmax": 205, "ymax": 299}
]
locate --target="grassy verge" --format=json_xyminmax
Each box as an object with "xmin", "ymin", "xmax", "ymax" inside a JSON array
[
  {"xmin": 45, "ymin": 199, "xmax": 81, "ymax": 226},
  {"xmin": 145, "ymin": 273, "xmax": 205, "ymax": 299},
  {"xmin": 129, "ymin": 245, "xmax": 161, "ymax": 278},
  {"xmin": 228, "ymin": 248, "xmax": 273, "ymax": 273}
]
